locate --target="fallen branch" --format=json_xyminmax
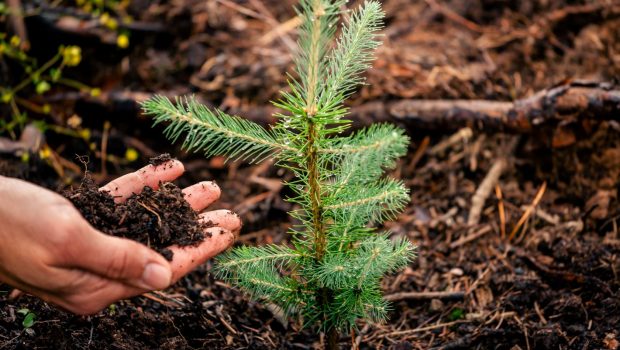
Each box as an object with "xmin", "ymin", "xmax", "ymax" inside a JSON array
[
  {"xmin": 49, "ymin": 81, "xmax": 620, "ymax": 135},
  {"xmin": 376, "ymin": 81, "xmax": 620, "ymax": 132}
]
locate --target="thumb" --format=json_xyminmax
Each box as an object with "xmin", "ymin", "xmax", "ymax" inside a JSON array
[{"xmin": 65, "ymin": 226, "xmax": 172, "ymax": 291}]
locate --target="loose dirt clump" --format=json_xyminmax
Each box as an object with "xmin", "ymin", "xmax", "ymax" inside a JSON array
[
  {"xmin": 149, "ymin": 153, "xmax": 173, "ymax": 167},
  {"xmin": 64, "ymin": 174, "xmax": 209, "ymax": 261}
]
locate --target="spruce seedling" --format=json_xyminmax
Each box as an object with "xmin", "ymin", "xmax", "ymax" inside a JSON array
[{"xmin": 142, "ymin": 0, "xmax": 416, "ymax": 347}]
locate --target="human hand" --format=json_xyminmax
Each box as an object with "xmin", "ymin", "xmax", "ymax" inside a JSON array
[{"xmin": 0, "ymin": 160, "xmax": 240, "ymax": 314}]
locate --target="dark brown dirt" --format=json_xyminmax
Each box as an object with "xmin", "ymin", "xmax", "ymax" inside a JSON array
[
  {"xmin": 64, "ymin": 173, "xmax": 209, "ymax": 261},
  {"xmin": 149, "ymin": 153, "xmax": 173, "ymax": 167}
]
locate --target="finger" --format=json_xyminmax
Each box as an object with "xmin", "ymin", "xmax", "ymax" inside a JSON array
[
  {"xmin": 168, "ymin": 227, "xmax": 235, "ymax": 283},
  {"xmin": 100, "ymin": 160, "xmax": 184, "ymax": 202},
  {"xmin": 9, "ymin": 289, "xmax": 23, "ymax": 299},
  {"xmin": 47, "ymin": 272, "xmax": 144, "ymax": 315},
  {"xmin": 63, "ymin": 226, "xmax": 172, "ymax": 291},
  {"xmin": 182, "ymin": 181, "xmax": 221, "ymax": 211},
  {"xmin": 199, "ymin": 210, "xmax": 242, "ymax": 234}
]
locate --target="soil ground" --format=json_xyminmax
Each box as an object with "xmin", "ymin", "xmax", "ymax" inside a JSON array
[{"xmin": 1, "ymin": 0, "xmax": 619, "ymax": 349}]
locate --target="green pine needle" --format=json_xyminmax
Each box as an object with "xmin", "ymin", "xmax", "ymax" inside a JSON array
[{"xmin": 142, "ymin": 96, "xmax": 292, "ymax": 163}]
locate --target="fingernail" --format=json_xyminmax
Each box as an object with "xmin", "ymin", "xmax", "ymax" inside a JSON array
[{"xmin": 141, "ymin": 263, "xmax": 171, "ymax": 290}]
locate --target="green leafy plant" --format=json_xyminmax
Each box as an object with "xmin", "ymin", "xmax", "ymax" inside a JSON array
[
  {"xmin": 0, "ymin": 32, "xmax": 99, "ymax": 137},
  {"xmin": 17, "ymin": 308, "xmax": 36, "ymax": 328},
  {"xmin": 142, "ymin": 0, "xmax": 415, "ymax": 347},
  {"xmin": 72, "ymin": 0, "xmax": 132, "ymax": 48}
]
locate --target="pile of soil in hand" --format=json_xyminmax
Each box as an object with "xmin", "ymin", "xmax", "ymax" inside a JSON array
[{"xmin": 64, "ymin": 157, "xmax": 209, "ymax": 260}]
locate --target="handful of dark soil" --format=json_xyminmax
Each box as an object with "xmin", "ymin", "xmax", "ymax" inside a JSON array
[{"xmin": 65, "ymin": 176, "xmax": 209, "ymax": 261}]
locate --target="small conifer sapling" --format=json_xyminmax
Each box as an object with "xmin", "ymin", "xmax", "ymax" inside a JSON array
[{"xmin": 142, "ymin": 0, "xmax": 416, "ymax": 348}]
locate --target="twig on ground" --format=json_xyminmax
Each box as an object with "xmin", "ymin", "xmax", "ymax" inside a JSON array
[
  {"xmin": 469, "ymin": 159, "xmax": 504, "ymax": 225},
  {"xmin": 469, "ymin": 134, "xmax": 485, "ymax": 171},
  {"xmin": 534, "ymin": 302, "xmax": 547, "ymax": 325},
  {"xmin": 495, "ymin": 185, "xmax": 506, "ymax": 239},
  {"xmin": 508, "ymin": 182, "xmax": 546, "ymax": 241},
  {"xmin": 513, "ymin": 315, "xmax": 531, "ymax": 350},
  {"xmin": 405, "ymin": 136, "xmax": 430, "ymax": 174},
  {"xmin": 248, "ymin": 0, "xmax": 298, "ymax": 51},
  {"xmin": 380, "ymin": 319, "xmax": 471, "ymax": 338},
  {"xmin": 214, "ymin": 0, "xmax": 266, "ymax": 20},
  {"xmin": 353, "ymin": 324, "xmax": 370, "ymax": 349},
  {"xmin": 384, "ymin": 290, "xmax": 466, "ymax": 302},
  {"xmin": 0, "ymin": 330, "xmax": 23, "ymax": 350},
  {"xmin": 429, "ymin": 127, "xmax": 472, "ymax": 155},
  {"xmin": 424, "ymin": 0, "xmax": 484, "ymax": 33},
  {"xmin": 141, "ymin": 293, "xmax": 178, "ymax": 308},
  {"xmin": 215, "ymin": 305, "xmax": 238, "ymax": 335},
  {"xmin": 238, "ymin": 228, "xmax": 272, "ymax": 242},
  {"xmin": 530, "ymin": 206, "xmax": 560, "ymax": 226},
  {"xmin": 232, "ymin": 191, "xmax": 275, "ymax": 215},
  {"xmin": 152, "ymin": 291, "xmax": 187, "ymax": 307},
  {"xmin": 449, "ymin": 225, "xmax": 492, "ymax": 249},
  {"xmin": 466, "ymin": 267, "xmax": 491, "ymax": 294},
  {"xmin": 467, "ymin": 162, "xmax": 508, "ymax": 225},
  {"xmin": 258, "ymin": 15, "xmax": 302, "ymax": 49},
  {"xmin": 468, "ymin": 138, "xmax": 518, "ymax": 225}
]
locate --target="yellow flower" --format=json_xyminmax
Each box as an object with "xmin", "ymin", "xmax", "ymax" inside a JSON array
[
  {"xmin": 1, "ymin": 91, "xmax": 12, "ymax": 103},
  {"xmin": 9, "ymin": 35, "xmax": 20, "ymax": 47},
  {"xmin": 90, "ymin": 88, "xmax": 101, "ymax": 97},
  {"xmin": 116, "ymin": 34, "xmax": 129, "ymax": 49},
  {"xmin": 36, "ymin": 81, "xmax": 51, "ymax": 94},
  {"xmin": 99, "ymin": 12, "xmax": 110, "ymax": 25},
  {"xmin": 79, "ymin": 128, "xmax": 91, "ymax": 140},
  {"xmin": 125, "ymin": 148, "xmax": 139, "ymax": 162},
  {"xmin": 62, "ymin": 46, "xmax": 82, "ymax": 66},
  {"xmin": 39, "ymin": 147, "xmax": 52, "ymax": 160},
  {"xmin": 100, "ymin": 13, "xmax": 118, "ymax": 30},
  {"xmin": 106, "ymin": 18, "xmax": 118, "ymax": 30}
]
